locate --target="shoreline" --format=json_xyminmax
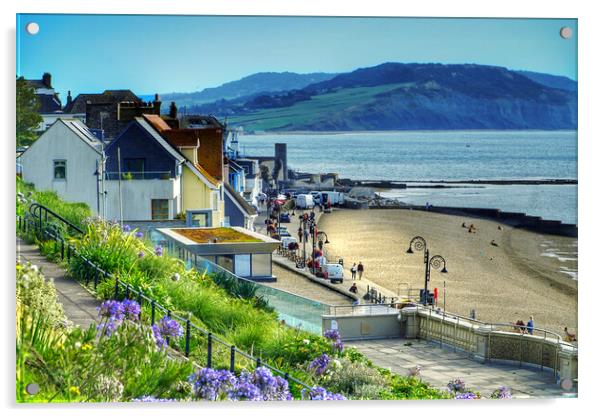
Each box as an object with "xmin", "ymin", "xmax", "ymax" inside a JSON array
[
  {"xmin": 240, "ymin": 129, "xmax": 578, "ymax": 135},
  {"xmin": 318, "ymin": 208, "xmax": 577, "ymax": 335}
]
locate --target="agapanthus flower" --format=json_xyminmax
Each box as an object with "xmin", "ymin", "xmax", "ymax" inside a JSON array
[
  {"xmin": 138, "ymin": 251, "xmax": 145, "ymax": 258},
  {"xmin": 323, "ymin": 329, "xmax": 340, "ymax": 341},
  {"xmin": 96, "ymin": 317, "xmax": 122, "ymax": 336},
  {"xmin": 455, "ymin": 392, "xmax": 478, "ymax": 400},
  {"xmin": 332, "ymin": 339, "xmax": 344, "ymax": 352},
  {"xmin": 490, "ymin": 386, "xmax": 512, "ymax": 399},
  {"xmin": 152, "ymin": 316, "xmax": 183, "ymax": 349},
  {"xmin": 135, "ymin": 231, "xmax": 144, "ymax": 239},
  {"xmin": 189, "ymin": 368, "xmax": 236, "ymax": 401},
  {"xmin": 309, "ymin": 354, "xmax": 331, "ymax": 376},
  {"xmin": 250, "ymin": 367, "xmax": 292, "ymax": 401},
  {"xmin": 155, "ymin": 246, "xmax": 164, "ymax": 257},
  {"xmin": 121, "ymin": 299, "xmax": 141, "ymax": 320},
  {"xmin": 228, "ymin": 378, "xmax": 262, "ymax": 401},
  {"xmin": 301, "ymin": 386, "xmax": 347, "ymax": 401},
  {"xmin": 122, "ymin": 224, "xmax": 131, "ymax": 232},
  {"xmin": 98, "ymin": 300, "xmax": 125, "ymax": 321},
  {"xmin": 447, "ymin": 378, "xmax": 466, "ymax": 393}
]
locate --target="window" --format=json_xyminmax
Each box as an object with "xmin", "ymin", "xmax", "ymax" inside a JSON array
[
  {"xmin": 217, "ymin": 255, "xmax": 234, "ymax": 273},
  {"xmin": 53, "ymin": 160, "xmax": 66, "ymax": 180},
  {"xmin": 251, "ymin": 254, "xmax": 271, "ymax": 277},
  {"xmin": 151, "ymin": 199, "xmax": 169, "ymax": 220},
  {"xmin": 234, "ymin": 254, "xmax": 251, "ymax": 277},
  {"xmin": 124, "ymin": 158, "xmax": 145, "ymax": 174}
]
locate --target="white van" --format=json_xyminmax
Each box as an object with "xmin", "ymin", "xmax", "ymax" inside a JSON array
[
  {"xmin": 321, "ymin": 263, "xmax": 344, "ymax": 283},
  {"xmin": 295, "ymin": 194, "xmax": 315, "ymax": 209}
]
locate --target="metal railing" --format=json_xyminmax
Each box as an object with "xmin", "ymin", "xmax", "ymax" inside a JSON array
[
  {"xmin": 328, "ymin": 303, "xmax": 401, "ymax": 316},
  {"xmin": 104, "ymin": 171, "xmax": 173, "ymax": 180},
  {"xmin": 16, "ymin": 208, "xmax": 313, "ymax": 394}
]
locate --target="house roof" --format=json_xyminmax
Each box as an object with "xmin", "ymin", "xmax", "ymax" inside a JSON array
[
  {"xmin": 142, "ymin": 114, "xmax": 172, "ymax": 132},
  {"xmin": 134, "ymin": 117, "xmax": 185, "ymax": 163},
  {"xmin": 37, "ymin": 94, "xmax": 63, "ymax": 113},
  {"xmin": 21, "ymin": 118, "xmax": 102, "ymax": 159},
  {"xmin": 184, "ymin": 161, "xmax": 220, "ymax": 190},
  {"xmin": 224, "ymin": 183, "xmax": 257, "ymax": 217},
  {"xmin": 63, "ymin": 90, "xmax": 141, "ymax": 113}
]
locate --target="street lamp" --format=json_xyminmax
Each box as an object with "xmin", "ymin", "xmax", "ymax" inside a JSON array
[{"xmin": 406, "ymin": 236, "xmax": 447, "ymax": 305}]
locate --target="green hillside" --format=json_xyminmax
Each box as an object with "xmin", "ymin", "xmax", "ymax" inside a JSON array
[{"xmin": 228, "ymin": 83, "xmax": 412, "ymax": 131}]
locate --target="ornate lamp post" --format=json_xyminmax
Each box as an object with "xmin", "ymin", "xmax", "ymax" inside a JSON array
[{"xmin": 406, "ymin": 236, "xmax": 447, "ymax": 305}]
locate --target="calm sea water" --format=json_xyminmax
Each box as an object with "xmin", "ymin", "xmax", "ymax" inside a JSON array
[{"xmin": 239, "ymin": 131, "xmax": 578, "ymax": 224}]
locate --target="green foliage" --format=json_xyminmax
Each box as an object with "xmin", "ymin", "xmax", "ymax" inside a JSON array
[
  {"xmin": 16, "ymin": 76, "xmax": 43, "ymax": 147},
  {"xmin": 317, "ymin": 357, "xmax": 388, "ymax": 399},
  {"xmin": 380, "ymin": 373, "xmax": 452, "ymax": 400}
]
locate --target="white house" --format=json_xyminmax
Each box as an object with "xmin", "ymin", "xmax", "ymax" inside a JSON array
[{"xmin": 20, "ymin": 118, "xmax": 105, "ymax": 213}]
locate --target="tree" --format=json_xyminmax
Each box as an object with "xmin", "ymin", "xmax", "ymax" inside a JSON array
[{"xmin": 16, "ymin": 76, "xmax": 42, "ymax": 146}]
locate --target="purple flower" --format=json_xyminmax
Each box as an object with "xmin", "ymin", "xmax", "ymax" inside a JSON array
[
  {"xmin": 309, "ymin": 354, "xmax": 330, "ymax": 376},
  {"xmin": 135, "ymin": 231, "xmax": 144, "ymax": 239},
  {"xmin": 96, "ymin": 317, "xmax": 121, "ymax": 336},
  {"xmin": 447, "ymin": 378, "xmax": 466, "ymax": 393},
  {"xmin": 229, "ymin": 376, "xmax": 262, "ymax": 401},
  {"xmin": 121, "ymin": 299, "xmax": 141, "ymax": 320},
  {"xmin": 189, "ymin": 368, "xmax": 236, "ymax": 401},
  {"xmin": 122, "ymin": 224, "xmax": 131, "ymax": 233},
  {"xmin": 490, "ymin": 386, "xmax": 512, "ymax": 399},
  {"xmin": 152, "ymin": 316, "xmax": 183, "ymax": 349},
  {"xmin": 250, "ymin": 367, "xmax": 292, "ymax": 401},
  {"xmin": 138, "ymin": 251, "xmax": 145, "ymax": 258},
  {"xmin": 302, "ymin": 386, "xmax": 347, "ymax": 401},
  {"xmin": 324, "ymin": 329, "xmax": 340, "ymax": 341},
  {"xmin": 154, "ymin": 245, "xmax": 164, "ymax": 257},
  {"xmin": 455, "ymin": 392, "xmax": 478, "ymax": 400},
  {"xmin": 98, "ymin": 300, "xmax": 125, "ymax": 321},
  {"xmin": 332, "ymin": 339, "xmax": 344, "ymax": 352}
]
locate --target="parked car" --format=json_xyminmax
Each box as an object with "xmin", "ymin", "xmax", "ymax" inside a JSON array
[
  {"xmin": 276, "ymin": 226, "xmax": 291, "ymax": 237},
  {"xmin": 279, "ymin": 212, "xmax": 291, "ymax": 223},
  {"xmin": 280, "ymin": 236, "xmax": 298, "ymax": 249},
  {"xmin": 321, "ymin": 263, "xmax": 345, "ymax": 283}
]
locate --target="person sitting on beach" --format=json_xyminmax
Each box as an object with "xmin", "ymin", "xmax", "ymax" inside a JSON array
[
  {"xmin": 498, "ymin": 225, "xmax": 504, "ymax": 231},
  {"xmin": 349, "ymin": 283, "xmax": 358, "ymax": 294},
  {"xmin": 564, "ymin": 327, "xmax": 577, "ymax": 342},
  {"xmin": 490, "ymin": 239, "xmax": 498, "ymax": 247},
  {"xmin": 462, "ymin": 222, "xmax": 467, "ymax": 228},
  {"xmin": 515, "ymin": 320, "xmax": 526, "ymax": 334}
]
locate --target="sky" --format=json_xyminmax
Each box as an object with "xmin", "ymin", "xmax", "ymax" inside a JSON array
[{"xmin": 16, "ymin": 15, "xmax": 577, "ymax": 99}]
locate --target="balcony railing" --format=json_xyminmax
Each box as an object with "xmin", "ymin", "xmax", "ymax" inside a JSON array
[{"xmin": 105, "ymin": 171, "xmax": 173, "ymax": 180}]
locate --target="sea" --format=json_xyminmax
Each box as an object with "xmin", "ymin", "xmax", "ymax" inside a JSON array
[{"xmin": 238, "ymin": 130, "xmax": 578, "ymax": 225}]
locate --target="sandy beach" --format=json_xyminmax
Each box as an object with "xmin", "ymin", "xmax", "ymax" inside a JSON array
[{"xmin": 319, "ymin": 209, "xmax": 577, "ymax": 335}]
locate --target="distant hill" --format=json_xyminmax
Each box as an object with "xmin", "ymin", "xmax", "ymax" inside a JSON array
[
  {"xmin": 196, "ymin": 63, "xmax": 577, "ymax": 131},
  {"xmin": 156, "ymin": 72, "xmax": 337, "ymax": 109},
  {"xmin": 516, "ymin": 71, "xmax": 577, "ymax": 92}
]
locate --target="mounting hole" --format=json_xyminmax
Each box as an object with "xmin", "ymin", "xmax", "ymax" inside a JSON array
[
  {"xmin": 560, "ymin": 27, "xmax": 572, "ymax": 39},
  {"xmin": 26, "ymin": 22, "xmax": 40, "ymax": 35},
  {"xmin": 25, "ymin": 383, "xmax": 40, "ymax": 395}
]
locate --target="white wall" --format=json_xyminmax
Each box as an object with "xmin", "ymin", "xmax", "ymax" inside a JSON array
[
  {"xmin": 21, "ymin": 121, "xmax": 102, "ymax": 214},
  {"xmin": 104, "ymin": 177, "xmax": 180, "ymax": 221}
]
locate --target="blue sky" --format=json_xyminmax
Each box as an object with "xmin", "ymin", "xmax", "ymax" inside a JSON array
[{"xmin": 16, "ymin": 15, "xmax": 577, "ymax": 98}]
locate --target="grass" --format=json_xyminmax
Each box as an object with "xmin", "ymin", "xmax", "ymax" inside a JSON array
[
  {"xmin": 228, "ymin": 83, "xmax": 413, "ymax": 131},
  {"xmin": 173, "ymin": 227, "xmax": 263, "ymax": 243}
]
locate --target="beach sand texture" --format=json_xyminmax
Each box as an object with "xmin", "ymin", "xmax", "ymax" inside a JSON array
[{"xmin": 319, "ymin": 209, "xmax": 577, "ymax": 335}]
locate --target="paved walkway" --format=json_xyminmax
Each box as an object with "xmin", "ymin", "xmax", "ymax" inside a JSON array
[
  {"xmin": 348, "ymin": 338, "xmax": 570, "ymax": 398},
  {"xmin": 16, "ymin": 237, "xmax": 100, "ymax": 329}
]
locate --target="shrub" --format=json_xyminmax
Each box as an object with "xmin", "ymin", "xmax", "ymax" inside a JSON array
[{"xmin": 318, "ymin": 356, "xmax": 387, "ymax": 399}]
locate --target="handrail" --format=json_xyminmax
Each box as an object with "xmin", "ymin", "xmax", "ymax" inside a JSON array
[
  {"xmin": 29, "ymin": 202, "xmax": 84, "ymax": 235},
  {"xmin": 17, "ymin": 208, "xmax": 313, "ymax": 393}
]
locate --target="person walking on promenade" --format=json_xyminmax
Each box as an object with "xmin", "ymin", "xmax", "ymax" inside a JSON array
[
  {"xmin": 350, "ymin": 263, "xmax": 357, "ymax": 280},
  {"xmin": 357, "ymin": 262, "xmax": 364, "ymax": 280},
  {"xmin": 527, "ymin": 316, "xmax": 534, "ymax": 335}
]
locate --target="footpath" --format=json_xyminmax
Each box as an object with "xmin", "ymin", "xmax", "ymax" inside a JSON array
[{"xmin": 16, "ymin": 237, "xmax": 100, "ymax": 329}]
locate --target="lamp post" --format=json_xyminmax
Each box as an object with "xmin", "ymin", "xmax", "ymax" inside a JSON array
[
  {"xmin": 406, "ymin": 236, "xmax": 448, "ymax": 306},
  {"xmin": 299, "ymin": 213, "xmax": 309, "ymax": 268},
  {"xmin": 311, "ymin": 226, "xmax": 329, "ymax": 274}
]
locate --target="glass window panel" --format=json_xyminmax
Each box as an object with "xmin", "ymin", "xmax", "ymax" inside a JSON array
[
  {"xmin": 151, "ymin": 199, "xmax": 169, "ymax": 220},
  {"xmin": 53, "ymin": 160, "xmax": 66, "ymax": 179},
  {"xmin": 235, "ymin": 254, "xmax": 251, "ymax": 277},
  {"xmin": 216, "ymin": 255, "xmax": 234, "ymax": 273},
  {"xmin": 251, "ymin": 254, "xmax": 271, "ymax": 277}
]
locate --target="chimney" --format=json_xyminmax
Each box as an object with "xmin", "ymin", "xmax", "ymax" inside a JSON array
[
  {"xmin": 169, "ymin": 101, "xmax": 178, "ymax": 119},
  {"xmin": 67, "ymin": 91, "xmax": 73, "ymax": 106},
  {"xmin": 153, "ymin": 93, "xmax": 162, "ymax": 115},
  {"xmin": 42, "ymin": 72, "xmax": 52, "ymax": 88}
]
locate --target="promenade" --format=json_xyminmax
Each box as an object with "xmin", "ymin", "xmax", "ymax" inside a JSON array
[{"xmin": 16, "ymin": 237, "xmax": 100, "ymax": 329}]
